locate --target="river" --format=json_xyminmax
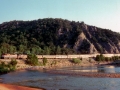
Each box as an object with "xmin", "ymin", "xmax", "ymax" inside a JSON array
[{"xmin": 0, "ymin": 65, "xmax": 120, "ymax": 90}]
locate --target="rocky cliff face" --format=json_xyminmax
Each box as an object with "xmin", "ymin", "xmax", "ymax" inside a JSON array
[
  {"xmin": 0, "ymin": 18, "xmax": 120, "ymax": 54},
  {"xmin": 76, "ymin": 23, "xmax": 120, "ymax": 54}
]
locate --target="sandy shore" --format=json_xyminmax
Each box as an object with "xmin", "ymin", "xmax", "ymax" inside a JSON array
[{"xmin": 0, "ymin": 83, "xmax": 44, "ymax": 90}]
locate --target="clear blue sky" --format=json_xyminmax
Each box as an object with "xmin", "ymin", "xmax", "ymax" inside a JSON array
[{"xmin": 0, "ymin": 0, "xmax": 120, "ymax": 32}]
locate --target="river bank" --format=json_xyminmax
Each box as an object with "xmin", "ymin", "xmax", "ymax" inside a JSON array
[
  {"xmin": 1, "ymin": 58, "xmax": 120, "ymax": 82},
  {"xmin": 0, "ymin": 83, "xmax": 45, "ymax": 90},
  {"xmin": 14, "ymin": 58, "xmax": 112, "ymax": 70},
  {"xmin": 0, "ymin": 57, "xmax": 114, "ymax": 68},
  {"xmin": 15, "ymin": 61, "xmax": 120, "ymax": 79}
]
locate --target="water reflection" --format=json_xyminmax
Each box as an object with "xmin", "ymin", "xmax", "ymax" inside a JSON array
[
  {"xmin": 56, "ymin": 65, "xmax": 116, "ymax": 73},
  {"xmin": 97, "ymin": 65, "xmax": 115, "ymax": 73}
]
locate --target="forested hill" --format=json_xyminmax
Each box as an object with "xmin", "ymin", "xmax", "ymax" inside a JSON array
[{"xmin": 0, "ymin": 18, "xmax": 120, "ymax": 55}]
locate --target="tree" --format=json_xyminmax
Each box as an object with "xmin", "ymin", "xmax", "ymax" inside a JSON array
[
  {"xmin": 79, "ymin": 39, "xmax": 90, "ymax": 54},
  {"xmin": 56, "ymin": 46, "xmax": 61, "ymax": 54},
  {"xmin": 0, "ymin": 49, "xmax": 2, "ymax": 58},
  {"xmin": 43, "ymin": 46, "xmax": 51, "ymax": 55},
  {"xmin": 31, "ymin": 46, "xmax": 42, "ymax": 55},
  {"xmin": 9, "ymin": 45, "xmax": 16, "ymax": 54},
  {"xmin": 0, "ymin": 43, "xmax": 9, "ymax": 54},
  {"xmin": 18, "ymin": 44, "xmax": 26, "ymax": 53}
]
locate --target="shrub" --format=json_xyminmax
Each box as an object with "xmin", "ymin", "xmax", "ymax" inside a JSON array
[
  {"xmin": 0, "ymin": 59, "xmax": 18, "ymax": 74},
  {"xmin": 51, "ymin": 60, "xmax": 57, "ymax": 66},
  {"xmin": 96, "ymin": 54, "xmax": 120, "ymax": 62},
  {"xmin": 8, "ymin": 59, "xmax": 17, "ymax": 71},
  {"xmin": 27, "ymin": 54, "xmax": 38, "ymax": 66},
  {"xmin": 104, "ymin": 57, "xmax": 110, "ymax": 61},
  {"xmin": 0, "ymin": 62, "xmax": 7, "ymax": 73},
  {"xmin": 43, "ymin": 58, "xmax": 48, "ymax": 66},
  {"xmin": 95, "ymin": 54, "xmax": 105, "ymax": 61},
  {"xmin": 9, "ymin": 59, "xmax": 17, "ymax": 66},
  {"xmin": 111, "ymin": 56, "xmax": 120, "ymax": 61},
  {"xmin": 72, "ymin": 58, "xmax": 81, "ymax": 64}
]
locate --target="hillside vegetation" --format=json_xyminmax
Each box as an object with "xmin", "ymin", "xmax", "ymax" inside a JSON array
[{"xmin": 0, "ymin": 18, "xmax": 120, "ymax": 55}]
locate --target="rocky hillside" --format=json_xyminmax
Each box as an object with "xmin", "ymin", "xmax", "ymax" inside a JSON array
[{"xmin": 0, "ymin": 18, "xmax": 120, "ymax": 55}]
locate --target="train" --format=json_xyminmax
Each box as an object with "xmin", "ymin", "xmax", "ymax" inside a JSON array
[
  {"xmin": 2, "ymin": 54, "xmax": 120, "ymax": 59},
  {"xmin": 1, "ymin": 54, "xmax": 99, "ymax": 59}
]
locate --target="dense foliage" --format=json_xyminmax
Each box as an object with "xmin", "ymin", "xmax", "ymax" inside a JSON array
[
  {"xmin": 0, "ymin": 18, "xmax": 82, "ymax": 55},
  {"xmin": 95, "ymin": 54, "xmax": 120, "ymax": 62},
  {"xmin": 72, "ymin": 58, "xmax": 81, "ymax": 64},
  {"xmin": 26, "ymin": 54, "xmax": 38, "ymax": 66},
  {"xmin": 0, "ymin": 59, "xmax": 17, "ymax": 74},
  {"xmin": 0, "ymin": 18, "xmax": 120, "ymax": 55}
]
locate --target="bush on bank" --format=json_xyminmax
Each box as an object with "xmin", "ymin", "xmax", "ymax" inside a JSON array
[
  {"xmin": 95, "ymin": 54, "xmax": 120, "ymax": 62},
  {"xmin": 26, "ymin": 54, "xmax": 39, "ymax": 66},
  {"xmin": 72, "ymin": 58, "xmax": 81, "ymax": 64},
  {"xmin": 0, "ymin": 59, "xmax": 17, "ymax": 74},
  {"xmin": 42, "ymin": 58, "xmax": 48, "ymax": 66}
]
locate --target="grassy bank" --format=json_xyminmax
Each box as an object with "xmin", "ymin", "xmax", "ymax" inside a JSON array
[
  {"xmin": 1, "ymin": 54, "xmax": 118, "ymax": 72},
  {"xmin": 0, "ymin": 58, "xmax": 109, "ymax": 71}
]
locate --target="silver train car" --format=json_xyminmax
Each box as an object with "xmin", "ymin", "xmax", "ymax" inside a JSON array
[{"xmin": 1, "ymin": 54, "xmax": 99, "ymax": 59}]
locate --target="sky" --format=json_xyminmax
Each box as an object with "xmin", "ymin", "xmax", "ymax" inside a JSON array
[{"xmin": 0, "ymin": 0, "xmax": 120, "ymax": 32}]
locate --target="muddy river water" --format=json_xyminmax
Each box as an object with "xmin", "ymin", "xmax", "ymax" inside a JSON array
[{"xmin": 0, "ymin": 65, "xmax": 120, "ymax": 90}]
